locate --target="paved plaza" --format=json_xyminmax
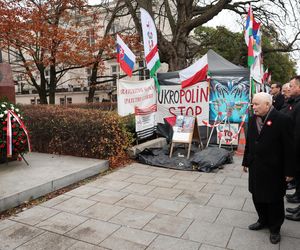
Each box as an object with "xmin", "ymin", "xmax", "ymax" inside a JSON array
[{"xmin": 0, "ymin": 156, "xmax": 299, "ymax": 250}]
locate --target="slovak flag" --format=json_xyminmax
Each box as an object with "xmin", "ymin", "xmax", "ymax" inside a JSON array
[
  {"xmin": 116, "ymin": 34, "xmax": 136, "ymax": 77},
  {"xmin": 179, "ymin": 54, "xmax": 208, "ymax": 89}
]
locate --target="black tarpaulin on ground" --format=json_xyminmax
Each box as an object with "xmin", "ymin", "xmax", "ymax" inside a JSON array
[{"xmin": 137, "ymin": 145, "xmax": 233, "ymax": 172}]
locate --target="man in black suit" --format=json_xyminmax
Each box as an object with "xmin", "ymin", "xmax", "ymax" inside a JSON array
[
  {"xmin": 242, "ymin": 92, "xmax": 294, "ymax": 244},
  {"xmin": 270, "ymin": 83, "xmax": 285, "ymax": 110},
  {"xmin": 285, "ymin": 75, "xmax": 300, "ymax": 219}
]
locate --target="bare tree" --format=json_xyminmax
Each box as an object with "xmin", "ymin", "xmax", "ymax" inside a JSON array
[{"xmin": 122, "ymin": 0, "xmax": 300, "ymax": 71}]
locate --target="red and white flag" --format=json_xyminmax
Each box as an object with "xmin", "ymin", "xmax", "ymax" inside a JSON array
[{"xmin": 179, "ymin": 54, "xmax": 208, "ymax": 89}]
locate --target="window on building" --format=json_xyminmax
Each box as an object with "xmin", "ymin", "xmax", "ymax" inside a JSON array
[
  {"xmin": 138, "ymin": 61, "xmax": 149, "ymax": 80},
  {"xmin": 37, "ymin": 99, "xmax": 40, "ymax": 104},
  {"xmin": 30, "ymin": 99, "xmax": 35, "ymax": 105},
  {"xmin": 67, "ymin": 97, "xmax": 72, "ymax": 104},
  {"xmin": 86, "ymin": 29, "xmax": 95, "ymax": 46},
  {"xmin": 45, "ymin": 70, "xmax": 50, "ymax": 85},
  {"xmin": 60, "ymin": 98, "xmax": 65, "ymax": 105},
  {"xmin": 111, "ymin": 65, "xmax": 119, "ymax": 87},
  {"xmin": 14, "ymin": 51, "xmax": 22, "ymax": 62}
]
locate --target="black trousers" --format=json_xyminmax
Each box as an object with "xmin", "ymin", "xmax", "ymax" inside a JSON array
[
  {"xmin": 294, "ymin": 172, "xmax": 300, "ymax": 196},
  {"xmin": 253, "ymin": 198, "xmax": 284, "ymax": 233}
]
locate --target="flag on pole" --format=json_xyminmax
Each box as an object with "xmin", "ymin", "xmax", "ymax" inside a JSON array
[
  {"xmin": 140, "ymin": 8, "xmax": 161, "ymax": 77},
  {"xmin": 116, "ymin": 34, "xmax": 136, "ymax": 77},
  {"xmin": 251, "ymin": 55, "xmax": 262, "ymax": 84},
  {"xmin": 253, "ymin": 19, "xmax": 262, "ymax": 56},
  {"xmin": 179, "ymin": 54, "xmax": 208, "ymax": 88},
  {"xmin": 245, "ymin": 5, "xmax": 255, "ymax": 67}
]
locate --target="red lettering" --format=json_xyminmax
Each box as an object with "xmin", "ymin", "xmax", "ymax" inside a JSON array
[
  {"xmin": 186, "ymin": 106, "xmax": 194, "ymax": 116},
  {"xmin": 169, "ymin": 107, "xmax": 176, "ymax": 116}
]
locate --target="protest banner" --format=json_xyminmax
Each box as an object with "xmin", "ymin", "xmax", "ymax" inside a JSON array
[
  {"xmin": 157, "ymin": 81, "xmax": 209, "ymax": 123},
  {"xmin": 117, "ymin": 78, "xmax": 156, "ymax": 116}
]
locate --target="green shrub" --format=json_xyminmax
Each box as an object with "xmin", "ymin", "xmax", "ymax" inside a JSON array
[{"xmin": 21, "ymin": 105, "xmax": 133, "ymax": 167}]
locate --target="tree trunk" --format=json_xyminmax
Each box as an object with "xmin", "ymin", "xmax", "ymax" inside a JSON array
[
  {"xmin": 49, "ymin": 65, "xmax": 57, "ymax": 104},
  {"xmin": 38, "ymin": 88, "xmax": 48, "ymax": 104},
  {"xmin": 87, "ymin": 62, "xmax": 99, "ymax": 102}
]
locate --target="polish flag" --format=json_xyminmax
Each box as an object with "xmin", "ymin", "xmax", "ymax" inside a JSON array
[{"xmin": 179, "ymin": 54, "xmax": 208, "ymax": 89}]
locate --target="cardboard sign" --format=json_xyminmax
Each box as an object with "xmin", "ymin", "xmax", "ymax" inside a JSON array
[
  {"xmin": 216, "ymin": 123, "xmax": 239, "ymax": 145},
  {"xmin": 172, "ymin": 116, "xmax": 195, "ymax": 142}
]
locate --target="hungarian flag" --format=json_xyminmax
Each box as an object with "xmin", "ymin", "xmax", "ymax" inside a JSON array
[
  {"xmin": 116, "ymin": 34, "xmax": 136, "ymax": 77},
  {"xmin": 245, "ymin": 5, "xmax": 255, "ymax": 67},
  {"xmin": 140, "ymin": 8, "xmax": 161, "ymax": 77},
  {"xmin": 179, "ymin": 54, "xmax": 208, "ymax": 89}
]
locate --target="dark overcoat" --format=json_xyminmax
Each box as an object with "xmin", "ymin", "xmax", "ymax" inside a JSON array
[{"xmin": 242, "ymin": 108, "xmax": 295, "ymax": 202}]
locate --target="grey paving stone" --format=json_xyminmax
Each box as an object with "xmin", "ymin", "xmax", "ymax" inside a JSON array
[
  {"xmin": 207, "ymin": 194, "xmax": 245, "ymax": 210},
  {"xmin": 87, "ymin": 179, "xmax": 131, "ymax": 191},
  {"xmin": 115, "ymin": 194, "xmax": 155, "ymax": 210},
  {"xmin": 178, "ymin": 204, "xmax": 221, "ymax": 223},
  {"xmin": 88, "ymin": 190, "xmax": 128, "ymax": 204},
  {"xmin": 0, "ymin": 219, "xmax": 16, "ymax": 231},
  {"xmin": 279, "ymin": 235, "xmax": 300, "ymax": 250},
  {"xmin": 124, "ymin": 174, "xmax": 155, "ymax": 184},
  {"xmin": 182, "ymin": 220, "xmax": 233, "ymax": 248},
  {"xmin": 40, "ymin": 194, "xmax": 72, "ymax": 208},
  {"xmin": 175, "ymin": 190, "xmax": 212, "ymax": 205},
  {"xmin": 215, "ymin": 208, "xmax": 258, "ymax": 229},
  {"xmin": 222, "ymin": 177, "xmax": 248, "ymax": 187},
  {"xmin": 15, "ymin": 231, "xmax": 77, "ymax": 250},
  {"xmin": 281, "ymin": 219, "xmax": 300, "ymax": 238},
  {"xmin": 80, "ymin": 202, "xmax": 125, "ymax": 221},
  {"xmin": 199, "ymin": 244, "xmax": 226, "ymax": 250},
  {"xmin": 148, "ymin": 169, "xmax": 178, "ymax": 178},
  {"xmin": 100, "ymin": 226, "xmax": 157, "ymax": 250},
  {"xmin": 118, "ymin": 164, "xmax": 155, "ymax": 176},
  {"xmin": 230, "ymin": 186, "xmax": 251, "ymax": 198},
  {"xmin": 144, "ymin": 214, "xmax": 192, "ymax": 237},
  {"xmin": 242, "ymin": 198, "xmax": 256, "ymax": 213},
  {"xmin": 147, "ymin": 187, "xmax": 183, "ymax": 200},
  {"xmin": 173, "ymin": 180, "xmax": 206, "ymax": 192},
  {"xmin": 36, "ymin": 211, "xmax": 88, "ymax": 234},
  {"xmin": 0, "ymin": 223, "xmax": 43, "ymax": 250},
  {"xmin": 109, "ymin": 208, "xmax": 156, "ymax": 229},
  {"xmin": 196, "ymin": 174, "xmax": 225, "ymax": 184},
  {"xmin": 147, "ymin": 235, "xmax": 200, "ymax": 250},
  {"xmin": 10, "ymin": 206, "xmax": 60, "ymax": 226},
  {"xmin": 66, "ymin": 219, "xmax": 120, "ymax": 245},
  {"xmin": 68, "ymin": 241, "xmax": 108, "ymax": 250},
  {"xmin": 147, "ymin": 177, "xmax": 179, "ymax": 188},
  {"xmin": 53, "ymin": 196, "xmax": 96, "ymax": 214},
  {"xmin": 122, "ymin": 183, "xmax": 156, "ymax": 195},
  {"xmin": 102, "ymin": 171, "xmax": 133, "ymax": 181},
  {"xmin": 227, "ymin": 227, "xmax": 278, "ymax": 250},
  {"xmin": 145, "ymin": 198, "xmax": 187, "ymax": 216},
  {"xmin": 171, "ymin": 171, "xmax": 201, "ymax": 181},
  {"xmin": 65, "ymin": 185, "xmax": 103, "ymax": 199},
  {"xmin": 201, "ymin": 183, "xmax": 235, "ymax": 195},
  {"xmin": 215, "ymin": 169, "xmax": 242, "ymax": 178}
]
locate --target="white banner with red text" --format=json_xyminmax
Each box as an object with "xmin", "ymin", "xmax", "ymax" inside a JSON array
[
  {"xmin": 117, "ymin": 78, "xmax": 156, "ymax": 116},
  {"xmin": 156, "ymin": 81, "xmax": 209, "ymax": 123}
]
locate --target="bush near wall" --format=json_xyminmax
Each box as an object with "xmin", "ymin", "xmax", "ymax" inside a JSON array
[{"xmin": 21, "ymin": 105, "xmax": 133, "ymax": 167}]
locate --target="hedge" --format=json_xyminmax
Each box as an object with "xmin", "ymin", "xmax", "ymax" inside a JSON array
[{"xmin": 21, "ymin": 105, "xmax": 133, "ymax": 167}]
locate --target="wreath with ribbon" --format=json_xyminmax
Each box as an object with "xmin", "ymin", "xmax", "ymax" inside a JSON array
[{"xmin": 0, "ymin": 101, "xmax": 31, "ymax": 161}]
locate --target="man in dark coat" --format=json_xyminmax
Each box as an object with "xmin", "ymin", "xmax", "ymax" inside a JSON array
[
  {"xmin": 285, "ymin": 75, "xmax": 300, "ymax": 219},
  {"xmin": 270, "ymin": 83, "xmax": 285, "ymax": 110},
  {"xmin": 242, "ymin": 92, "xmax": 294, "ymax": 244}
]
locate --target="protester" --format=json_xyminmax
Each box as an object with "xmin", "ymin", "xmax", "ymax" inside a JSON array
[
  {"xmin": 270, "ymin": 83, "xmax": 285, "ymax": 110},
  {"xmin": 280, "ymin": 82, "xmax": 296, "ymax": 190},
  {"xmin": 285, "ymin": 75, "xmax": 300, "ymax": 221},
  {"xmin": 242, "ymin": 92, "xmax": 294, "ymax": 244},
  {"xmin": 281, "ymin": 83, "xmax": 291, "ymax": 100}
]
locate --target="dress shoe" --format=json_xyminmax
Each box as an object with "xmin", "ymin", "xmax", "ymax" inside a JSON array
[
  {"xmin": 286, "ymin": 205, "xmax": 300, "ymax": 214},
  {"xmin": 287, "ymin": 182, "xmax": 296, "ymax": 190},
  {"xmin": 285, "ymin": 210, "xmax": 300, "ymax": 221},
  {"xmin": 286, "ymin": 196, "xmax": 300, "ymax": 203},
  {"xmin": 248, "ymin": 222, "xmax": 265, "ymax": 230},
  {"xmin": 286, "ymin": 192, "xmax": 296, "ymax": 199},
  {"xmin": 270, "ymin": 233, "xmax": 281, "ymax": 244}
]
